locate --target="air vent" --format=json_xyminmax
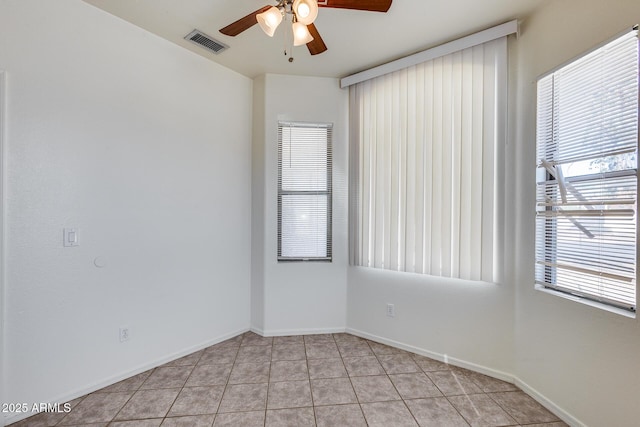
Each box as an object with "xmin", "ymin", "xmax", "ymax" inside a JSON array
[{"xmin": 184, "ymin": 29, "xmax": 229, "ymax": 54}]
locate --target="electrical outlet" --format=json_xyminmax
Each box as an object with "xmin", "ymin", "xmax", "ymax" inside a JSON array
[
  {"xmin": 386, "ymin": 303, "xmax": 395, "ymax": 317},
  {"xmin": 119, "ymin": 327, "xmax": 130, "ymax": 342}
]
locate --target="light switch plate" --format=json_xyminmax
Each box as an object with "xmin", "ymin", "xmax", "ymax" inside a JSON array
[{"xmin": 63, "ymin": 228, "xmax": 79, "ymax": 247}]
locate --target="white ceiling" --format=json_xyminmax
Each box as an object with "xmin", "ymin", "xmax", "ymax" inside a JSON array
[{"xmin": 82, "ymin": 0, "xmax": 544, "ymax": 79}]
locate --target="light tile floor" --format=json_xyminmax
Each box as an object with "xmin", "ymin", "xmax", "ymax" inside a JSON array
[{"xmin": 10, "ymin": 332, "xmax": 567, "ymax": 427}]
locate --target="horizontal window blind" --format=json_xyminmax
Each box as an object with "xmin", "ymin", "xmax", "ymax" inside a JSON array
[
  {"xmin": 278, "ymin": 122, "xmax": 332, "ymax": 261},
  {"xmin": 535, "ymin": 28, "xmax": 639, "ymax": 311},
  {"xmin": 350, "ymin": 37, "xmax": 506, "ymax": 282}
]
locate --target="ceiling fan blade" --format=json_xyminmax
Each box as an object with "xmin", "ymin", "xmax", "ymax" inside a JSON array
[
  {"xmin": 306, "ymin": 23, "xmax": 328, "ymax": 55},
  {"xmin": 317, "ymin": 0, "xmax": 392, "ymax": 13},
  {"xmin": 219, "ymin": 5, "xmax": 272, "ymax": 36}
]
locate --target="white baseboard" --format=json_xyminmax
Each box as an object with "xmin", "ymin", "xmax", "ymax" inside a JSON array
[
  {"xmin": 3, "ymin": 327, "xmax": 249, "ymax": 426},
  {"xmin": 252, "ymin": 326, "xmax": 346, "ymax": 337},
  {"xmin": 346, "ymin": 327, "xmax": 514, "ymax": 383},
  {"xmin": 346, "ymin": 327, "xmax": 581, "ymax": 427},
  {"xmin": 514, "ymin": 377, "xmax": 585, "ymax": 427},
  {"xmin": 346, "ymin": 327, "xmax": 447, "ymax": 360}
]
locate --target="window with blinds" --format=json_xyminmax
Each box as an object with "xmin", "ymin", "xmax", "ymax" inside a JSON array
[
  {"xmin": 349, "ymin": 37, "xmax": 506, "ymax": 282},
  {"xmin": 535, "ymin": 27, "xmax": 639, "ymax": 312},
  {"xmin": 278, "ymin": 122, "xmax": 333, "ymax": 261}
]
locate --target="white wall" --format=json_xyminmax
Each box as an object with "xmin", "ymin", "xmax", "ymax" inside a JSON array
[
  {"xmin": 0, "ymin": 0, "xmax": 252, "ymax": 423},
  {"xmin": 252, "ymin": 74, "xmax": 349, "ymax": 335},
  {"xmin": 512, "ymin": 1, "xmax": 640, "ymax": 426},
  {"xmin": 347, "ymin": 269, "xmax": 515, "ymax": 375}
]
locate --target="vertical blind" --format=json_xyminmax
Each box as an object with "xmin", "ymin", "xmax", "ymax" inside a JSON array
[
  {"xmin": 350, "ymin": 37, "xmax": 506, "ymax": 282},
  {"xmin": 278, "ymin": 122, "xmax": 333, "ymax": 261},
  {"xmin": 535, "ymin": 28, "xmax": 638, "ymax": 311}
]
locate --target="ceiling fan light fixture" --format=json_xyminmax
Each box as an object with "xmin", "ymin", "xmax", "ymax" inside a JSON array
[
  {"xmin": 257, "ymin": 6, "xmax": 283, "ymax": 37},
  {"xmin": 292, "ymin": 0, "xmax": 318, "ymax": 25},
  {"xmin": 292, "ymin": 21, "xmax": 314, "ymax": 46}
]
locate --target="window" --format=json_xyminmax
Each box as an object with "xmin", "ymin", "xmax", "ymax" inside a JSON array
[
  {"xmin": 278, "ymin": 122, "xmax": 332, "ymax": 261},
  {"xmin": 535, "ymin": 28, "xmax": 638, "ymax": 312},
  {"xmin": 349, "ymin": 37, "xmax": 506, "ymax": 282}
]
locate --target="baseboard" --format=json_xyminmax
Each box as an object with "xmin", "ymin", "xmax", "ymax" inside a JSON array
[
  {"xmin": 346, "ymin": 327, "xmax": 514, "ymax": 383},
  {"xmin": 346, "ymin": 327, "xmax": 581, "ymax": 427},
  {"xmin": 514, "ymin": 377, "xmax": 585, "ymax": 427},
  {"xmin": 346, "ymin": 327, "xmax": 447, "ymax": 361},
  {"xmin": 3, "ymin": 327, "xmax": 249, "ymax": 426},
  {"xmin": 252, "ymin": 326, "xmax": 346, "ymax": 337}
]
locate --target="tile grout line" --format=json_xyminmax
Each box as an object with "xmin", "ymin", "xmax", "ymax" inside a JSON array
[
  {"xmin": 53, "ymin": 392, "xmax": 91, "ymax": 426},
  {"xmin": 101, "ymin": 366, "xmax": 157, "ymax": 426},
  {"xmin": 264, "ymin": 334, "xmax": 273, "ymax": 427},
  {"xmin": 348, "ymin": 338, "xmax": 371, "ymax": 426},
  {"xmin": 335, "ymin": 336, "xmax": 364, "ymax": 412},
  {"xmin": 346, "ymin": 338, "xmax": 377, "ymax": 424},
  {"xmin": 415, "ymin": 361, "xmax": 487, "ymax": 426},
  {"xmin": 437, "ymin": 372, "xmax": 481, "ymax": 427},
  {"xmin": 310, "ymin": 336, "xmax": 329, "ymax": 426},
  {"xmin": 160, "ymin": 352, "xmax": 203, "ymax": 425},
  {"xmin": 216, "ymin": 333, "xmax": 248, "ymax": 425},
  {"xmin": 207, "ymin": 339, "xmax": 240, "ymax": 426},
  {"xmin": 371, "ymin": 341, "xmax": 424, "ymax": 427}
]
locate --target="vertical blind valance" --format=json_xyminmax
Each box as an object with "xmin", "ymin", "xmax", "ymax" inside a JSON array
[{"xmin": 349, "ymin": 37, "xmax": 506, "ymax": 282}]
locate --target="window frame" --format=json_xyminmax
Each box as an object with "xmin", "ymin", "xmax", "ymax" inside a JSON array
[
  {"xmin": 277, "ymin": 121, "xmax": 333, "ymax": 262},
  {"xmin": 534, "ymin": 26, "xmax": 639, "ymax": 315}
]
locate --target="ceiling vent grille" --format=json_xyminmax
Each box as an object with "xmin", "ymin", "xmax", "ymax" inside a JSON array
[{"xmin": 184, "ymin": 29, "xmax": 229, "ymax": 54}]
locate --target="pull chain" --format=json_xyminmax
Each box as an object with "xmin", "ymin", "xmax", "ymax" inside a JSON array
[{"xmin": 280, "ymin": 4, "xmax": 295, "ymax": 62}]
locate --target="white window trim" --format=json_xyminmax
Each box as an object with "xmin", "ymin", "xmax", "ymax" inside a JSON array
[
  {"xmin": 277, "ymin": 121, "xmax": 333, "ymax": 262},
  {"xmin": 534, "ymin": 26, "xmax": 639, "ymax": 315},
  {"xmin": 535, "ymin": 285, "xmax": 636, "ymax": 318}
]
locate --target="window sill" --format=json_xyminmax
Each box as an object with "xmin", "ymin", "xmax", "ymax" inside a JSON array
[{"xmin": 534, "ymin": 284, "xmax": 636, "ymax": 319}]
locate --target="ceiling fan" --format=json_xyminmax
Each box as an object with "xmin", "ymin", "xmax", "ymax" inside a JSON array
[{"xmin": 219, "ymin": 0, "xmax": 393, "ymax": 58}]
